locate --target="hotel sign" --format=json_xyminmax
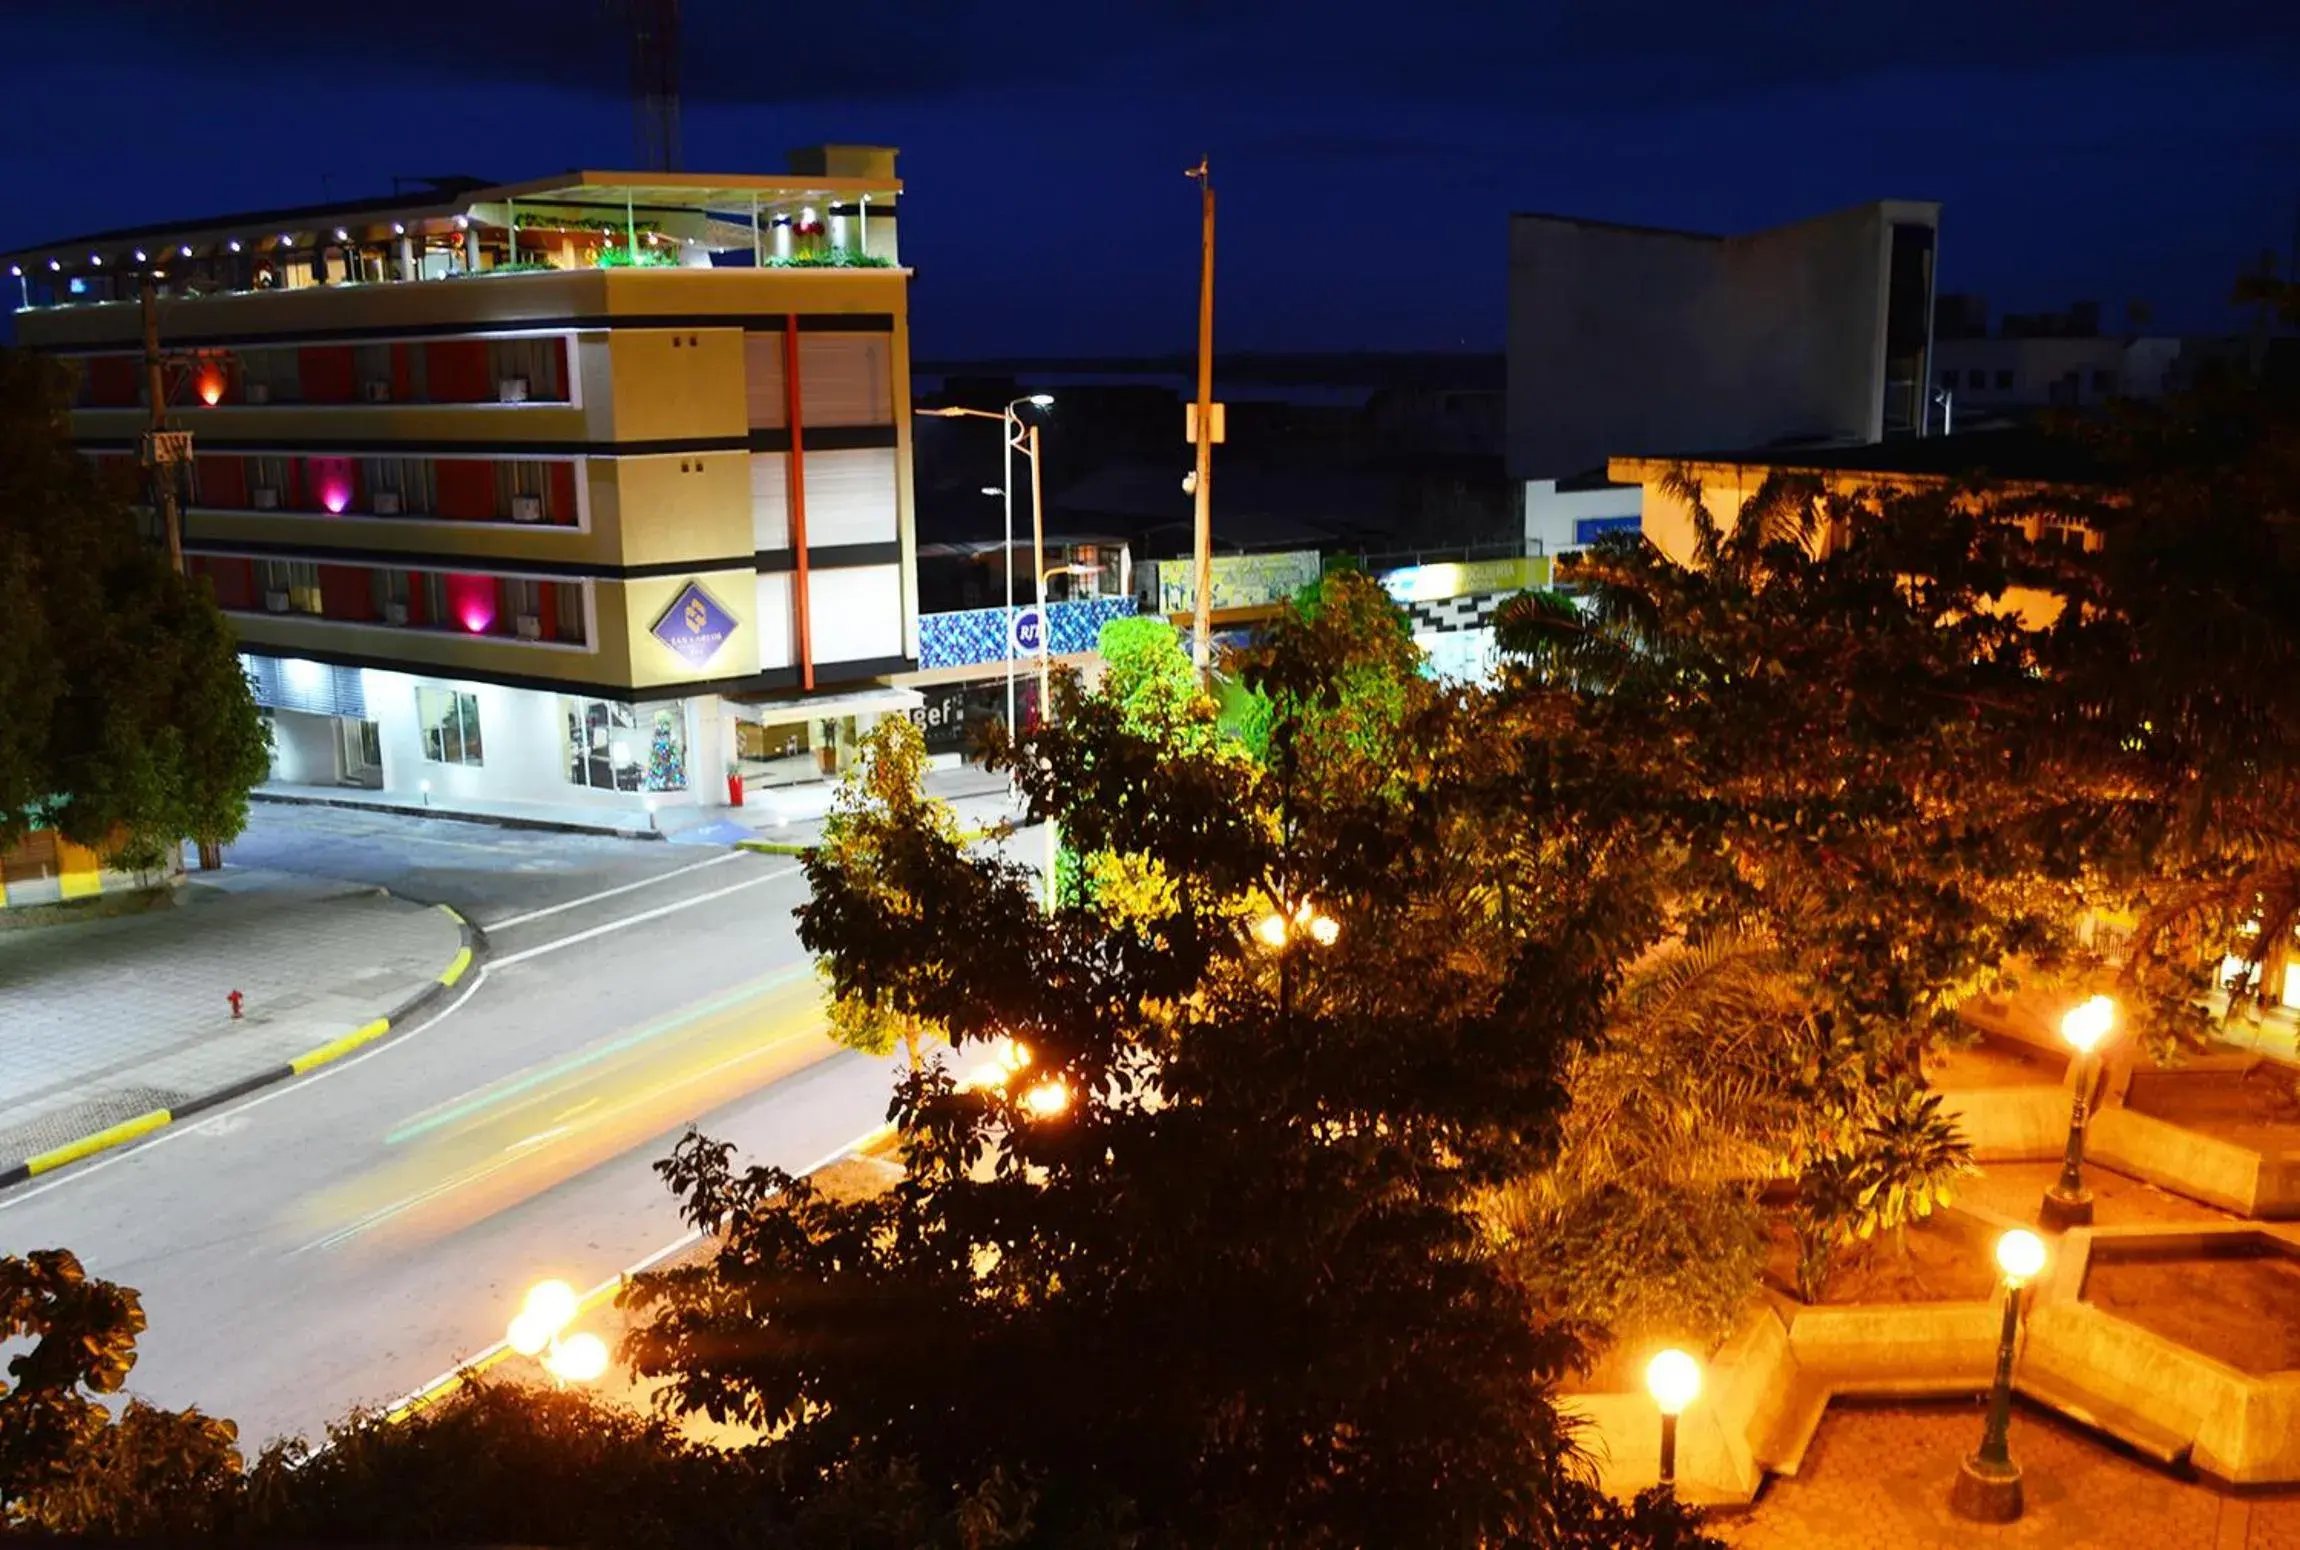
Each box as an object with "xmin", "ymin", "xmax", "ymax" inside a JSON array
[{"xmin": 651, "ymin": 581, "xmax": 738, "ymax": 669}]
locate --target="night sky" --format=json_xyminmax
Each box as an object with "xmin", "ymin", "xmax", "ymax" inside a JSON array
[{"xmin": 6, "ymin": 3, "xmax": 2296, "ymax": 359}]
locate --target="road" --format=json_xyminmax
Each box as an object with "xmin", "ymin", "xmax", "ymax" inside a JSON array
[{"xmin": 0, "ymin": 804, "xmax": 953, "ymax": 1447}]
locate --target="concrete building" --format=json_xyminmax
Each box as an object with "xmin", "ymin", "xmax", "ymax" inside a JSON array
[
  {"xmin": 7, "ymin": 150, "xmax": 921, "ymax": 822},
  {"xmin": 1930, "ymin": 296, "xmax": 2183, "ymax": 427},
  {"xmin": 1510, "ymin": 199, "xmax": 1941, "ymax": 559}
]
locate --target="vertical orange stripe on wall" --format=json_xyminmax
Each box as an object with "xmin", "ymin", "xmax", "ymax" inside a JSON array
[{"xmin": 783, "ymin": 315, "xmax": 813, "ymax": 690}]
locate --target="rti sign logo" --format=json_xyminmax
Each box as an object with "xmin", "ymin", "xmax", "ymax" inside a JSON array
[
  {"xmin": 651, "ymin": 581, "xmax": 738, "ymax": 669},
  {"xmin": 1008, "ymin": 607, "xmax": 1046, "ymax": 656}
]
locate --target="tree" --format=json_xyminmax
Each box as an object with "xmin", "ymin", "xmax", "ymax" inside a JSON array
[
  {"xmin": 814, "ymin": 715, "xmax": 960, "ymax": 1071},
  {"xmin": 0, "ymin": 1250, "xmax": 240, "ymax": 1537},
  {"xmin": 0, "ymin": 349, "xmax": 270, "ymax": 866},
  {"xmin": 1094, "ymin": 614, "xmax": 1219, "ymax": 752},
  {"xmin": 625, "ymin": 572, "xmax": 1718, "ymax": 1547}
]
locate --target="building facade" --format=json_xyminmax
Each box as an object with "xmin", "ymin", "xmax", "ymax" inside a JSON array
[
  {"xmin": 1507, "ymin": 199, "xmax": 1942, "ymax": 525},
  {"xmin": 8, "ymin": 150, "xmax": 919, "ymax": 820}
]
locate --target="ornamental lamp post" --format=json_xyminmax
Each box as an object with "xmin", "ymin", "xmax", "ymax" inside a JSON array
[
  {"xmin": 1645, "ymin": 1348, "xmax": 1701, "ymax": 1489},
  {"xmin": 506, "ymin": 1278, "xmax": 610, "ymax": 1385},
  {"xmin": 1952, "ymin": 1228, "xmax": 2048, "ymax": 1522},
  {"xmin": 2041, "ymin": 994, "xmax": 2115, "ymax": 1229}
]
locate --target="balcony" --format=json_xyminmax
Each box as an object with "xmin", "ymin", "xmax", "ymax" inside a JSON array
[{"xmin": 5, "ymin": 161, "xmax": 905, "ymax": 320}]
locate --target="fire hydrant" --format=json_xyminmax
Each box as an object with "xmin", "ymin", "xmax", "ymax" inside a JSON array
[{"xmin": 227, "ymin": 989, "xmax": 244, "ymax": 1020}]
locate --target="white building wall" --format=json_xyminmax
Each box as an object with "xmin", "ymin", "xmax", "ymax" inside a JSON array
[
  {"xmin": 1524, "ymin": 479, "xmax": 1642, "ymax": 557},
  {"xmin": 800, "ymin": 449, "xmax": 900, "ymax": 547},
  {"xmin": 268, "ymin": 708, "xmax": 340, "ymax": 785},
  {"xmin": 364, "ymin": 668, "xmax": 636, "ymax": 810},
  {"xmin": 807, "ymin": 566, "xmax": 904, "ymax": 663}
]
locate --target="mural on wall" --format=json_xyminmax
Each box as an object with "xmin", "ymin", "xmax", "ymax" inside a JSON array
[
  {"xmin": 651, "ymin": 581, "xmax": 739, "ymax": 669},
  {"xmin": 917, "ymin": 596, "xmax": 1137, "ymax": 672}
]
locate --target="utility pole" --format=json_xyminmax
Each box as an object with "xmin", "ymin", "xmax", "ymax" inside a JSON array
[
  {"xmin": 140, "ymin": 273, "xmax": 185, "ymax": 576},
  {"xmin": 1186, "ymin": 158, "xmax": 1216, "ymax": 681}
]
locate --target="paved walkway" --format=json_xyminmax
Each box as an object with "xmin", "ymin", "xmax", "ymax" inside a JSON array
[
  {"xmin": 1723, "ymin": 1398, "xmax": 2300, "ymax": 1548},
  {"xmin": 260, "ymin": 767, "xmax": 1026, "ymax": 851},
  {"xmin": 0, "ymin": 869, "xmax": 462, "ymax": 1161}
]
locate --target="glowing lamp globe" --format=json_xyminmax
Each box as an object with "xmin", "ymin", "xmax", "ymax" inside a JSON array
[
  {"xmin": 542, "ymin": 1331, "xmax": 609, "ymax": 1383},
  {"xmin": 2060, "ymin": 995, "xmax": 2115, "ymax": 1054},
  {"xmin": 1255, "ymin": 912, "xmax": 1288, "ymax": 948},
  {"xmin": 1021, "ymin": 1080, "xmax": 1071, "ymax": 1119},
  {"xmin": 1309, "ymin": 915, "xmax": 1340, "ymax": 946},
  {"xmin": 1995, "ymin": 1229, "xmax": 2047, "ymax": 1285},
  {"xmin": 506, "ymin": 1310, "xmax": 552, "ymax": 1358},
  {"xmin": 1645, "ymin": 1348, "xmax": 1701, "ymax": 1416},
  {"xmin": 520, "ymin": 1278, "xmax": 579, "ymax": 1334}
]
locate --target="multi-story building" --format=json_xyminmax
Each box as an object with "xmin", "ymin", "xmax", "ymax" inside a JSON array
[
  {"xmin": 1930, "ymin": 296, "xmax": 2183, "ymax": 427},
  {"xmin": 1510, "ymin": 199, "xmax": 1941, "ymax": 560},
  {"xmin": 6, "ymin": 147, "xmax": 919, "ymax": 821}
]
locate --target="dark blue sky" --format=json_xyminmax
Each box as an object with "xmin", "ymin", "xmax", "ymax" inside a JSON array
[{"xmin": 6, "ymin": 3, "xmax": 2295, "ymax": 358}]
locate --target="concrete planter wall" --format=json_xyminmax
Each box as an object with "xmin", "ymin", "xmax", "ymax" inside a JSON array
[
  {"xmin": 1940, "ymin": 1085, "xmax": 2075, "ymax": 1162},
  {"xmin": 2088, "ymin": 1106, "xmax": 2300, "ymax": 1217}
]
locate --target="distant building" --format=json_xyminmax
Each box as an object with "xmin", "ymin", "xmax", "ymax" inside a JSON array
[
  {"xmin": 7, "ymin": 149, "xmax": 921, "ymax": 822},
  {"xmin": 1930, "ymin": 296, "xmax": 2183, "ymax": 426},
  {"xmin": 1509, "ymin": 199, "xmax": 1941, "ymax": 558}
]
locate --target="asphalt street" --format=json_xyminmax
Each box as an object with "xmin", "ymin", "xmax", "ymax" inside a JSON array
[{"xmin": 0, "ymin": 804, "xmax": 965, "ymax": 1447}]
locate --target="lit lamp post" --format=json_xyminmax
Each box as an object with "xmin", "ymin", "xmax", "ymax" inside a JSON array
[
  {"xmin": 1952, "ymin": 1228, "xmax": 2048, "ymax": 1523},
  {"xmin": 1645, "ymin": 1348, "xmax": 1702, "ymax": 1490},
  {"xmin": 505, "ymin": 1278, "xmax": 610, "ymax": 1385},
  {"xmin": 2041, "ymin": 994, "xmax": 2115, "ymax": 1229}
]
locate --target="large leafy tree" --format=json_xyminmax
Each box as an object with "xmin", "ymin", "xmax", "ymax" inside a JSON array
[
  {"xmin": 0, "ymin": 1250, "xmax": 241, "ymax": 1538},
  {"xmin": 624, "ymin": 572, "xmax": 1714, "ymax": 1547},
  {"xmin": 0, "ymin": 349, "xmax": 270, "ymax": 866},
  {"xmin": 1495, "ymin": 475, "xmax": 2082, "ymax": 1073}
]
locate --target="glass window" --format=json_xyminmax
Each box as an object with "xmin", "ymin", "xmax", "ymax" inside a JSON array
[
  {"xmin": 1967, "ymin": 369, "xmax": 1987, "ymax": 390},
  {"xmin": 361, "ymin": 456, "xmax": 436, "ymax": 514},
  {"xmin": 1995, "ymin": 369, "xmax": 2014, "ymax": 389},
  {"xmin": 552, "ymin": 582, "xmax": 586, "ymax": 644},
  {"xmin": 564, "ymin": 697, "xmax": 642, "ymax": 791},
  {"xmin": 418, "ymin": 687, "xmax": 484, "ymax": 766},
  {"xmin": 370, "ymin": 568, "xmax": 412, "ymax": 619},
  {"xmin": 257, "ymin": 559, "xmax": 321, "ymax": 613}
]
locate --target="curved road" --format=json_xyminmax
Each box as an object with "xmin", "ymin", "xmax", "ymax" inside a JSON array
[{"xmin": 0, "ymin": 806, "xmax": 944, "ymax": 1447}]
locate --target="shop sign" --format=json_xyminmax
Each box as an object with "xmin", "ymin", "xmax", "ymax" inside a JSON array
[
  {"xmin": 1379, "ymin": 554, "xmax": 1550, "ymax": 605},
  {"xmin": 651, "ymin": 581, "xmax": 738, "ymax": 668},
  {"xmin": 1010, "ymin": 607, "xmax": 1046, "ymax": 656}
]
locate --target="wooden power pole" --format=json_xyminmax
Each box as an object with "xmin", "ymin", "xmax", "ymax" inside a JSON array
[
  {"xmin": 1186, "ymin": 158, "xmax": 1216, "ymax": 680},
  {"xmin": 140, "ymin": 273, "xmax": 185, "ymax": 576}
]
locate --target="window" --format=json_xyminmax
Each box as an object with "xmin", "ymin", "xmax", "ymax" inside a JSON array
[
  {"xmin": 238, "ymin": 347, "xmax": 301, "ymax": 403},
  {"xmin": 360, "ymin": 456, "xmax": 437, "ymax": 514},
  {"xmin": 563, "ymin": 698, "xmax": 642, "ymax": 791},
  {"xmin": 498, "ymin": 459, "xmax": 551, "ymax": 521},
  {"xmin": 1995, "ymin": 369, "xmax": 2014, "ymax": 389},
  {"xmin": 552, "ymin": 581, "xmax": 586, "ymax": 644},
  {"xmin": 418, "ymin": 687, "xmax": 484, "ymax": 766},
  {"xmin": 1967, "ymin": 369, "xmax": 1987, "ymax": 389},
  {"xmin": 370, "ymin": 568, "xmax": 413, "ymax": 619},
  {"xmin": 487, "ymin": 337, "xmax": 567, "ymax": 401},
  {"xmin": 256, "ymin": 559, "xmax": 321, "ymax": 613}
]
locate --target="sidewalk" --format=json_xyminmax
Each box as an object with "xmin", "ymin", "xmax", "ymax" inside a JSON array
[
  {"xmin": 258, "ymin": 769, "xmax": 1029, "ymax": 852},
  {"xmin": 0, "ymin": 869, "xmax": 467, "ymax": 1167}
]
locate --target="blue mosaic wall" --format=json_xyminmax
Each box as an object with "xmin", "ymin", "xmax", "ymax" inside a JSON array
[{"xmin": 918, "ymin": 596, "xmax": 1138, "ymax": 671}]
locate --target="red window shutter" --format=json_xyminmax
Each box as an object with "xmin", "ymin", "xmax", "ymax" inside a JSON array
[
  {"xmin": 300, "ymin": 345, "xmax": 356, "ymax": 403},
  {"xmin": 391, "ymin": 343, "xmax": 414, "ymax": 402},
  {"xmin": 196, "ymin": 455, "xmax": 249, "ymax": 508},
  {"xmin": 404, "ymin": 571, "xmax": 430, "ymax": 627},
  {"xmin": 547, "ymin": 461, "xmax": 577, "ymax": 523},
  {"xmin": 435, "ymin": 459, "xmax": 497, "ymax": 520},
  {"xmin": 85, "ymin": 355, "xmax": 139, "ymax": 407},
  {"xmin": 537, "ymin": 580, "xmax": 558, "ymax": 640},
  {"xmin": 424, "ymin": 340, "xmax": 492, "ymax": 402},
  {"xmin": 318, "ymin": 565, "xmax": 373, "ymax": 620}
]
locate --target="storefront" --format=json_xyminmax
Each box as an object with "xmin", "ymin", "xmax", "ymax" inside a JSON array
[{"xmin": 726, "ymin": 685, "xmax": 926, "ymax": 793}]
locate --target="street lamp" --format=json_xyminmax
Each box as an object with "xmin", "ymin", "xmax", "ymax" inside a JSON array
[
  {"xmin": 1645, "ymin": 1348, "xmax": 1701, "ymax": 1490},
  {"xmin": 1952, "ymin": 1228, "xmax": 2047, "ymax": 1523},
  {"xmin": 506, "ymin": 1278, "xmax": 609, "ymax": 1385},
  {"xmin": 916, "ymin": 395, "xmax": 1054, "ymax": 739},
  {"xmin": 1255, "ymin": 900, "xmax": 1338, "ymax": 949},
  {"xmin": 2041, "ymin": 995, "xmax": 2115, "ymax": 1228}
]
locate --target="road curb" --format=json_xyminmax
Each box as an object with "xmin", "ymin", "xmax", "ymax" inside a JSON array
[
  {"xmin": 252, "ymin": 789, "xmax": 665, "ymax": 842},
  {"xmin": 0, "ymin": 903, "xmax": 488, "ymax": 1190}
]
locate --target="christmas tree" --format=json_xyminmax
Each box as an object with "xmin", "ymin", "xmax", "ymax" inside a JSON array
[{"xmin": 646, "ymin": 709, "xmax": 686, "ymax": 791}]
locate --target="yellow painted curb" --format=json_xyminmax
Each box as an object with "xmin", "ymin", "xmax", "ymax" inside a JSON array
[
  {"xmin": 26, "ymin": 1108, "xmax": 172, "ymax": 1176},
  {"xmin": 437, "ymin": 946, "xmax": 473, "ymax": 987},
  {"xmin": 289, "ymin": 1017, "xmax": 391, "ymax": 1076}
]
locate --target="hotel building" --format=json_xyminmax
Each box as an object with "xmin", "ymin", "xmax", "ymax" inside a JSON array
[{"xmin": 6, "ymin": 147, "xmax": 919, "ymax": 820}]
